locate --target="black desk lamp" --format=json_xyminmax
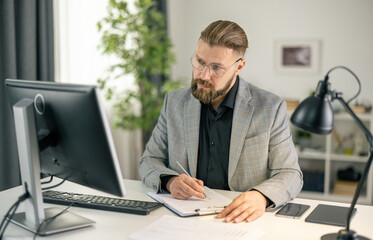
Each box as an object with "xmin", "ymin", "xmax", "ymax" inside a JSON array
[{"xmin": 290, "ymin": 66, "xmax": 372, "ymax": 240}]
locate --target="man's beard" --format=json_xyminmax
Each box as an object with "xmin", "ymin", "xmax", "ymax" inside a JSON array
[{"xmin": 191, "ymin": 73, "xmax": 235, "ymax": 104}]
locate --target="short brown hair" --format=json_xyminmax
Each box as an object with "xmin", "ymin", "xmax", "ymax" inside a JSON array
[{"xmin": 200, "ymin": 20, "xmax": 248, "ymax": 56}]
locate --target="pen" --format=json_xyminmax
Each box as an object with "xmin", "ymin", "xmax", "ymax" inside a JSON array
[
  {"xmin": 195, "ymin": 206, "xmax": 226, "ymax": 212},
  {"xmin": 176, "ymin": 161, "xmax": 210, "ymax": 199},
  {"xmin": 196, "ymin": 210, "xmax": 221, "ymax": 216},
  {"xmin": 195, "ymin": 206, "xmax": 226, "ymax": 216}
]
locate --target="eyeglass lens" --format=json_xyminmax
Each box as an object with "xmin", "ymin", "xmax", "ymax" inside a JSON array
[
  {"xmin": 191, "ymin": 56, "xmax": 225, "ymax": 78},
  {"xmin": 191, "ymin": 55, "xmax": 242, "ymax": 78}
]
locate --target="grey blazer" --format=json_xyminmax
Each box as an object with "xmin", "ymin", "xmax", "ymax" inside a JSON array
[{"xmin": 139, "ymin": 77, "xmax": 303, "ymax": 207}]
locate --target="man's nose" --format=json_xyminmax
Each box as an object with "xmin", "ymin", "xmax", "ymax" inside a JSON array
[{"xmin": 200, "ymin": 66, "xmax": 212, "ymax": 81}]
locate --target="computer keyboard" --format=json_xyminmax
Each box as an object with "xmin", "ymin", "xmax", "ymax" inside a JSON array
[{"xmin": 42, "ymin": 190, "xmax": 163, "ymax": 215}]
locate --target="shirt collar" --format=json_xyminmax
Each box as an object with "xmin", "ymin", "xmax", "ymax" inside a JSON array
[{"xmin": 219, "ymin": 75, "xmax": 239, "ymax": 110}]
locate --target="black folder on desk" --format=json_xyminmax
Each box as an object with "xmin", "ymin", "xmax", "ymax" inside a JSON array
[{"xmin": 305, "ymin": 204, "xmax": 357, "ymax": 227}]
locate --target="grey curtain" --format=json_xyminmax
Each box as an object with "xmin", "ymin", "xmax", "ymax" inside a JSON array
[
  {"xmin": 154, "ymin": 0, "xmax": 167, "ymax": 25},
  {"xmin": 0, "ymin": 0, "xmax": 54, "ymax": 191},
  {"xmin": 141, "ymin": 0, "xmax": 168, "ymax": 144},
  {"xmin": 151, "ymin": 0, "xmax": 167, "ymax": 89}
]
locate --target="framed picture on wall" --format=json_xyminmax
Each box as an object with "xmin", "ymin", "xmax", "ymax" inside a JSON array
[{"xmin": 274, "ymin": 39, "xmax": 320, "ymax": 74}]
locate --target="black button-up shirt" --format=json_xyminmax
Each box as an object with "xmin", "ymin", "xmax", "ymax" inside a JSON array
[{"xmin": 196, "ymin": 77, "xmax": 239, "ymax": 190}]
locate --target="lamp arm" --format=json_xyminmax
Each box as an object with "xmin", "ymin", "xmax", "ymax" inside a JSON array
[
  {"xmin": 335, "ymin": 95, "xmax": 373, "ymax": 232},
  {"xmin": 326, "ymin": 66, "xmax": 362, "ymax": 104},
  {"xmin": 336, "ymin": 94, "xmax": 373, "ymax": 144}
]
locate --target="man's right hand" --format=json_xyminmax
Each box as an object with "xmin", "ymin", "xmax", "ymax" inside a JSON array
[{"xmin": 166, "ymin": 174, "xmax": 206, "ymax": 200}]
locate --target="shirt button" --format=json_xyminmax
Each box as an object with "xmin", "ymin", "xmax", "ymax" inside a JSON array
[
  {"xmin": 210, "ymin": 167, "xmax": 215, "ymax": 171},
  {"xmin": 211, "ymin": 141, "xmax": 214, "ymax": 146}
]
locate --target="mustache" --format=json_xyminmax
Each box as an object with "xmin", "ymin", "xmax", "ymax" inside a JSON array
[{"xmin": 192, "ymin": 78, "xmax": 213, "ymax": 88}]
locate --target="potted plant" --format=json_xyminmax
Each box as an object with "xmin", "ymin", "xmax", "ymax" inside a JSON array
[{"xmin": 97, "ymin": 0, "xmax": 179, "ymax": 149}]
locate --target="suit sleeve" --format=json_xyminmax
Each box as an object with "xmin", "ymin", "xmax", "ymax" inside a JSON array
[
  {"xmin": 138, "ymin": 93, "xmax": 179, "ymax": 191},
  {"xmin": 252, "ymin": 100, "xmax": 303, "ymax": 208}
]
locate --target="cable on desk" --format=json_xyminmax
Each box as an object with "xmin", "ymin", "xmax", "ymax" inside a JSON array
[
  {"xmin": 0, "ymin": 191, "xmax": 29, "ymax": 240},
  {"xmin": 41, "ymin": 175, "xmax": 54, "ymax": 184},
  {"xmin": 41, "ymin": 178, "xmax": 65, "ymax": 190}
]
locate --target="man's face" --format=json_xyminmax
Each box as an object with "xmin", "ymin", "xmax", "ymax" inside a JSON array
[{"xmin": 191, "ymin": 40, "xmax": 244, "ymax": 104}]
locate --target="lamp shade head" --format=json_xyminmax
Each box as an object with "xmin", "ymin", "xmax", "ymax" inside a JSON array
[{"xmin": 290, "ymin": 81, "xmax": 334, "ymax": 135}]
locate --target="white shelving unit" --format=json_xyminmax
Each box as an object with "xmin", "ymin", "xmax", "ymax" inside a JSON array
[{"xmin": 288, "ymin": 111, "xmax": 373, "ymax": 205}]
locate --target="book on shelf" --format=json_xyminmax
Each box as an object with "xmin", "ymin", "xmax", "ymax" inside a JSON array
[
  {"xmin": 333, "ymin": 180, "xmax": 358, "ymax": 196},
  {"xmin": 302, "ymin": 170, "xmax": 325, "ymax": 192}
]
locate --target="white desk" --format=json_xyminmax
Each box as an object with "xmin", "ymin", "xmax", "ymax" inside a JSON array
[{"xmin": 1, "ymin": 179, "xmax": 372, "ymax": 240}]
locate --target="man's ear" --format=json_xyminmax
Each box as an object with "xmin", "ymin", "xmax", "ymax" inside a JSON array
[{"xmin": 236, "ymin": 59, "xmax": 246, "ymax": 74}]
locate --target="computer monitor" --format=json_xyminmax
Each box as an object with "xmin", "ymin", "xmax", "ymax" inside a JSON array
[{"xmin": 5, "ymin": 79, "xmax": 126, "ymax": 235}]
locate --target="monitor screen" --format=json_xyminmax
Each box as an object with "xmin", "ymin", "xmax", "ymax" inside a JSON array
[{"xmin": 5, "ymin": 79, "xmax": 126, "ymax": 197}]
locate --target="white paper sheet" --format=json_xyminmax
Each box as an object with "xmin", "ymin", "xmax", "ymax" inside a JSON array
[{"xmin": 128, "ymin": 215, "xmax": 264, "ymax": 240}]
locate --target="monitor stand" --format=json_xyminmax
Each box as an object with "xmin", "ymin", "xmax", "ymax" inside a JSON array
[
  {"xmin": 10, "ymin": 207, "xmax": 94, "ymax": 236},
  {"xmin": 10, "ymin": 99, "xmax": 94, "ymax": 235}
]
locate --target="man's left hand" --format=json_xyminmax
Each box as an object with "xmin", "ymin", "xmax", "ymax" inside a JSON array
[{"xmin": 217, "ymin": 190, "xmax": 267, "ymax": 223}]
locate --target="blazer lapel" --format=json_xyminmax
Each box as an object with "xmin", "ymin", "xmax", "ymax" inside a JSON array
[
  {"xmin": 183, "ymin": 95, "xmax": 201, "ymax": 177},
  {"xmin": 228, "ymin": 79, "xmax": 254, "ymax": 182}
]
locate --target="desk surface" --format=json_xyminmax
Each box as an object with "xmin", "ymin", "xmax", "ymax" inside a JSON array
[{"xmin": 1, "ymin": 179, "xmax": 372, "ymax": 240}]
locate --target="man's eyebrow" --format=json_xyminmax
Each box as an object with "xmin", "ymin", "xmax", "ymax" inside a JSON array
[{"xmin": 194, "ymin": 54, "xmax": 225, "ymax": 67}]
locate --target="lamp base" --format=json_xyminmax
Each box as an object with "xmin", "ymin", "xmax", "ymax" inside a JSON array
[{"xmin": 321, "ymin": 229, "xmax": 370, "ymax": 240}]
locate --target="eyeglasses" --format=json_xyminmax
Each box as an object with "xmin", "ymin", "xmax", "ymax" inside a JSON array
[{"xmin": 190, "ymin": 54, "xmax": 242, "ymax": 78}]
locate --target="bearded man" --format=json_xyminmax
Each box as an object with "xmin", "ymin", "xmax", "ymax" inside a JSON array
[{"xmin": 139, "ymin": 20, "xmax": 303, "ymax": 223}]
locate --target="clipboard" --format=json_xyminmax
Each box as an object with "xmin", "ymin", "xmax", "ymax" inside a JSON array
[{"xmin": 147, "ymin": 187, "xmax": 232, "ymax": 217}]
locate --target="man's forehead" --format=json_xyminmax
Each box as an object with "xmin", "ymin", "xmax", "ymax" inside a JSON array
[{"xmin": 195, "ymin": 40, "xmax": 235, "ymax": 64}]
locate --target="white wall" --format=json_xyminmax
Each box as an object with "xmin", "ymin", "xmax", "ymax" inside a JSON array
[{"xmin": 167, "ymin": 0, "xmax": 373, "ymax": 104}]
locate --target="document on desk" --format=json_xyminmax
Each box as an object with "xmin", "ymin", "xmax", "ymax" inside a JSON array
[
  {"xmin": 148, "ymin": 187, "xmax": 232, "ymax": 217},
  {"xmin": 128, "ymin": 215, "xmax": 264, "ymax": 240}
]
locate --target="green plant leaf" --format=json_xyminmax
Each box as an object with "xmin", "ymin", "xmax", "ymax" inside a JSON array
[{"xmin": 97, "ymin": 0, "xmax": 180, "ymax": 140}]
